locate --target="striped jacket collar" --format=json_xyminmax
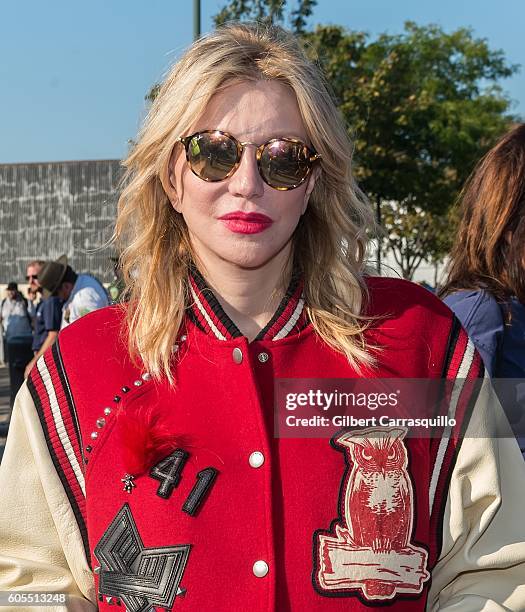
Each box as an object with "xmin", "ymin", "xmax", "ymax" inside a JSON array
[{"xmin": 187, "ymin": 266, "xmax": 309, "ymax": 341}]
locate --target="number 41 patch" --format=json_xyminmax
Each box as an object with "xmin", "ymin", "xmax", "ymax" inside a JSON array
[{"xmin": 150, "ymin": 449, "xmax": 218, "ymax": 516}]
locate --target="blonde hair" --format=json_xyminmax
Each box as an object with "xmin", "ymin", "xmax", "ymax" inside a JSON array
[{"xmin": 115, "ymin": 22, "xmax": 376, "ymax": 381}]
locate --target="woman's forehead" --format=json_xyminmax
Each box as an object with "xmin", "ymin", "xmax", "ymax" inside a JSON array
[{"xmin": 192, "ymin": 80, "xmax": 308, "ymax": 141}]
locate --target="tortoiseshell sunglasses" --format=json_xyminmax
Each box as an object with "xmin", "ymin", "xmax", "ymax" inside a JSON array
[{"xmin": 177, "ymin": 130, "xmax": 321, "ymax": 191}]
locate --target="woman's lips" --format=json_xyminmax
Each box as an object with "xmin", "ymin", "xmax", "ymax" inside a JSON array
[{"xmin": 218, "ymin": 212, "xmax": 273, "ymax": 234}]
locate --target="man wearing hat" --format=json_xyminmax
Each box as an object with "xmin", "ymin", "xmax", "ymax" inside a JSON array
[
  {"xmin": 24, "ymin": 256, "xmax": 109, "ymax": 379},
  {"xmin": 38, "ymin": 255, "xmax": 109, "ymax": 329}
]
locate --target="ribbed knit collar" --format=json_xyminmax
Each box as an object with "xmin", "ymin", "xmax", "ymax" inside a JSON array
[{"xmin": 187, "ymin": 266, "xmax": 308, "ymax": 341}]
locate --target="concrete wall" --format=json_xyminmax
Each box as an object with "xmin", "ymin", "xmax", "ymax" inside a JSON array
[
  {"xmin": 0, "ymin": 159, "xmax": 448, "ymax": 289},
  {"xmin": 0, "ymin": 160, "xmax": 122, "ymax": 284}
]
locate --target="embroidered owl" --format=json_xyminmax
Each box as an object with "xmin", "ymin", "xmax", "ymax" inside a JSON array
[{"xmin": 335, "ymin": 427, "xmax": 412, "ymax": 552}]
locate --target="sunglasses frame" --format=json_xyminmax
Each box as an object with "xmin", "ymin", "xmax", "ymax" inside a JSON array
[{"xmin": 177, "ymin": 130, "xmax": 321, "ymax": 191}]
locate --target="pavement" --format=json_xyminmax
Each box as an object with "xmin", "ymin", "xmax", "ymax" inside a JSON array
[{"xmin": 0, "ymin": 366, "xmax": 11, "ymax": 462}]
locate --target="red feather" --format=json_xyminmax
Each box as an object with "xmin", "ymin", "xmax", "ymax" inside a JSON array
[{"xmin": 117, "ymin": 405, "xmax": 184, "ymax": 476}]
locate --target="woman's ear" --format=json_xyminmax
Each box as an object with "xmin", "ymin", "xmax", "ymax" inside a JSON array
[
  {"xmin": 164, "ymin": 144, "xmax": 184, "ymax": 212},
  {"xmin": 167, "ymin": 171, "xmax": 182, "ymax": 212},
  {"xmin": 302, "ymin": 166, "xmax": 321, "ymax": 214}
]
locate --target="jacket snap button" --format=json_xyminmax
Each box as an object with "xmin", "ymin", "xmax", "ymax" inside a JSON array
[
  {"xmin": 257, "ymin": 352, "xmax": 269, "ymax": 363},
  {"xmin": 249, "ymin": 451, "xmax": 265, "ymax": 468},
  {"xmin": 253, "ymin": 560, "xmax": 269, "ymax": 577},
  {"xmin": 232, "ymin": 347, "xmax": 243, "ymax": 364}
]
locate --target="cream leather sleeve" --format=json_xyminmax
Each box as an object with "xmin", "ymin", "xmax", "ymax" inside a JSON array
[
  {"xmin": 427, "ymin": 381, "xmax": 525, "ymax": 611},
  {"xmin": 0, "ymin": 383, "xmax": 96, "ymax": 611}
]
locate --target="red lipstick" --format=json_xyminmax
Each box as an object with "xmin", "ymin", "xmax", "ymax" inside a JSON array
[{"xmin": 218, "ymin": 211, "xmax": 273, "ymax": 234}]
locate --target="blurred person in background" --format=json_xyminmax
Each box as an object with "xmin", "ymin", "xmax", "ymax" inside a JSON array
[
  {"xmin": 440, "ymin": 123, "xmax": 525, "ymax": 457},
  {"xmin": 24, "ymin": 260, "xmax": 64, "ymax": 379},
  {"xmin": 38, "ymin": 255, "xmax": 109, "ymax": 328},
  {"xmin": 25, "ymin": 259, "xmax": 45, "ymax": 335},
  {"xmin": 0, "ymin": 282, "xmax": 33, "ymax": 408},
  {"xmin": 25, "ymin": 259, "xmax": 43, "ymax": 295}
]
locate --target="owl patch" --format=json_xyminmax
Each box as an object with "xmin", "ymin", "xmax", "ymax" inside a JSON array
[{"xmin": 314, "ymin": 427, "xmax": 429, "ymax": 602}]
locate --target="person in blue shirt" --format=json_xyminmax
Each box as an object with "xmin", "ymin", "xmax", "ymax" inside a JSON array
[
  {"xmin": 31, "ymin": 296, "xmax": 63, "ymax": 353},
  {"xmin": 440, "ymin": 123, "xmax": 525, "ymax": 457},
  {"xmin": 24, "ymin": 260, "xmax": 64, "ymax": 379}
]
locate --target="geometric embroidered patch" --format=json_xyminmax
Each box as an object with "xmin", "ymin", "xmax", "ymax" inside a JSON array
[
  {"xmin": 94, "ymin": 504, "xmax": 190, "ymax": 611},
  {"xmin": 313, "ymin": 427, "xmax": 429, "ymax": 601}
]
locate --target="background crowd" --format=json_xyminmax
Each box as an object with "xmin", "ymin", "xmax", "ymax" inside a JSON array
[{"xmin": 0, "ymin": 257, "xmax": 112, "ymax": 427}]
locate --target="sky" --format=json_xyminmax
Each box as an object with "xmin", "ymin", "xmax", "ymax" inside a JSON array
[{"xmin": 1, "ymin": 0, "xmax": 523, "ymax": 164}]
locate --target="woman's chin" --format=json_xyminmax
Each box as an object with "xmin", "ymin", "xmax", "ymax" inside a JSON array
[
  {"xmin": 190, "ymin": 229, "xmax": 292, "ymax": 270},
  {"xmin": 202, "ymin": 243, "xmax": 285, "ymax": 270},
  {"xmin": 219, "ymin": 250, "xmax": 278, "ymax": 269}
]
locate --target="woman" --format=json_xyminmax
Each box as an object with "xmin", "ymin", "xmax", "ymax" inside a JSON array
[
  {"xmin": 1, "ymin": 23, "xmax": 524, "ymax": 611},
  {"xmin": 0, "ymin": 282, "xmax": 33, "ymax": 408},
  {"xmin": 440, "ymin": 124, "xmax": 525, "ymax": 456}
]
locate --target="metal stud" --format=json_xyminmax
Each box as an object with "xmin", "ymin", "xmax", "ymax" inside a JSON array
[
  {"xmin": 104, "ymin": 407, "xmax": 112, "ymax": 416},
  {"xmin": 142, "ymin": 372, "xmax": 151, "ymax": 381},
  {"xmin": 134, "ymin": 380, "xmax": 143, "ymax": 387},
  {"xmin": 86, "ymin": 445, "xmax": 92, "ymax": 453},
  {"xmin": 113, "ymin": 395, "xmax": 121, "ymax": 403},
  {"xmin": 258, "ymin": 352, "xmax": 269, "ymax": 363},
  {"xmin": 90, "ymin": 431, "xmax": 98, "ymax": 440},
  {"xmin": 121, "ymin": 386, "xmax": 130, "ymax": 393},
  {"xmin": 96, "ymin": 418, "xmax": 106, "ymax": 428},
  {"xmin": 180, "ymin": 335, "xmax": 187, "ymax": 342}
]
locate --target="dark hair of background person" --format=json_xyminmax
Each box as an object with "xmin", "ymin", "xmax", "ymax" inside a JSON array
[{"xmin": 439, "ymin": 123, "xmax": 525, "ymax": 307}]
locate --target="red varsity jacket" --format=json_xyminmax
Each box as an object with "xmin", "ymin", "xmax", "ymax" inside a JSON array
[{"xmin": 26, "ymin": 275, "xmax": 482, "ymax": 611}]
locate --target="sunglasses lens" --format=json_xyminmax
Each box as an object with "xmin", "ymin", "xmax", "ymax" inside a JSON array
[
  {"xmin": 259, "ymin": 140, "xmax": 311, "ymax": 189},
  {"xmin": 187, "ymin": 132, "xmax": 238, "ymax": 181}
]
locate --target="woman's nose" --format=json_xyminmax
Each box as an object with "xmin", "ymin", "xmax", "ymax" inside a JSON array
[{"xmin": 227, "ymin": 144, "xmax": 265, "ymax": 199}]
